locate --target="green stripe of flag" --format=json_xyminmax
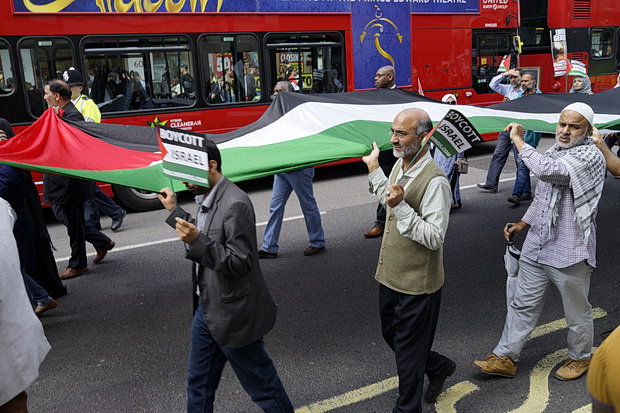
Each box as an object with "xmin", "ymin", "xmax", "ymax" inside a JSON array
[{"xmin": 1, "ymin": 161, "xmax": 185, "ymax": 192}]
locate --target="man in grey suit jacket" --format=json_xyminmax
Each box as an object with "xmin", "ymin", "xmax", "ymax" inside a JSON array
[{"xmin": 158, "ymin": 139, "xmax": 293, "ymax": 413}]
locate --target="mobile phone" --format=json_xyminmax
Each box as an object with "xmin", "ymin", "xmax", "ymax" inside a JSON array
[{"xmin": 166, "ymin": 209, "xmax": 192, "ymax": 229}]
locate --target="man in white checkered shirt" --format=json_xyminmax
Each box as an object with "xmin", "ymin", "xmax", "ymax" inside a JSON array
[{"xmin": 474, "ymin": 102, "xmax": 606, "ymax": 382}]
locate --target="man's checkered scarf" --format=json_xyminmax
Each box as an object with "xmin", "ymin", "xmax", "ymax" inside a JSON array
[{"xmin": 545, "ymin": 137, "xmax": 605, "ymax": 243}]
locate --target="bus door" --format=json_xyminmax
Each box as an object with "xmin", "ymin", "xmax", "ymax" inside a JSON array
[
  {"xmin": 587, "ymin": 27, "xmax": 617, "ymax": 89},
  {"xmin": 0, "ymin": 40, "xmax": 15, "ymax": 96},
  {"xmin": 18, "ymin": 37, "xmax": 74, "ymax": 118},
  {"xmin": 471, "ymin": 30, "xmax": 515, "ymax": 96}
]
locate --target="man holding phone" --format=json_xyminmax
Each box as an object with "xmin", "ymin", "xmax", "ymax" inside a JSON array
[{"xmin": 157, "ymin": 138, "xmax": 293, "ymax": 413}]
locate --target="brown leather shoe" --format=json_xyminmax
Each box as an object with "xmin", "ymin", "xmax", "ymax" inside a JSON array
[
  {"xmin": 59, "ymin": 266, "xmax": 89, "ymax": 280},
  {"xmin": 35, "ymin": 299, "xmax": 58, "ymax": 317},
  {"xmin": 473, "ymin": 354, "xmax": 516, "ymax": 378},
  {"xmin": 554, "ymin": 358, "xmax": 590, "ymax": 381},
  {"xmin": 258, "ymin": 249, "xmax": 278, "ymax": 259},
  {"xmin": 93, "ymin": 240, "xmax": 116, "ymax": 264},
  {"xmin": 364, "ymin": 226, "xmax": 384, "ymax": 238},
  {"xmin": 303, "ymin": 246, "xmax": 325, "ymax": 256}
]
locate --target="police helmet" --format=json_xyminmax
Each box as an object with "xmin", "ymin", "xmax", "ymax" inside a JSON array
[{"xmin": 62, "ymin": 67, "xmax": 85, "ymax": 86}]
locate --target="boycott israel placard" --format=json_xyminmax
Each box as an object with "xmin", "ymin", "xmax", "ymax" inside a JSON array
[
  {"xmin": 157, "ymin": 125, "xmax": 211, "ymax": 187},
  {"xmin": 429, "ymin": 109, "xmax": 484, "ymax": 158}
]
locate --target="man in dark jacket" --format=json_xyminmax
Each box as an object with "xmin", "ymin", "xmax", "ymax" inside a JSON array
[
  {"xmin": 42, "ymin": 79, "xmax": 115, "ymax": 280},
  {"xmin": 157, "ymin": 138, "xmax": 293, "ymax": 413}
]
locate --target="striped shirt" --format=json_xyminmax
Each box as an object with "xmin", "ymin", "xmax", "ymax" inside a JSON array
[{"xmin": 519, "ymin": 144, "xmax": 597, "ymax": 268}]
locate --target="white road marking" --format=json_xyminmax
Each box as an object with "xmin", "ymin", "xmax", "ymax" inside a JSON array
[
  {"xmin": 461, "ymin": 176, "xmax": 518, "ymax": 190},
  {"xmin": 294, "ymin": 376, "xmax": 398, "ymax": 413},
  {"xmin": 54, "ymin": 211, "xmax": 326, "ymax": 263}
]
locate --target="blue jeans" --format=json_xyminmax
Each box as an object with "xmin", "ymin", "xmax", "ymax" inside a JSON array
[
  {"xmin": 604, "ymin": 133, "xmax": 620, "ymax": 157},
  {"xmin": 187, "ymin": 303, "xmax": 293, "ymax": 413},
  {"xmin": 434, "ymin": 150, "xmax": 462, "ymax": 206},
  {"xmin": 84, "ymin": 186, "xmax": 124, "ymax": 230},
  {"xmin": 511, "ymin": 144, "xmax": 531, "ymax": 198},
  {"xmin": 22, "ymin": 271, "xmax": 52, "ymax": 306},
  {"xmin": 484, "ymin": 131, "xmax": 513, "ymax": 189},
  {"xmin": 260, "ymin": 168, "xmax": 325, "ymax": 253}
]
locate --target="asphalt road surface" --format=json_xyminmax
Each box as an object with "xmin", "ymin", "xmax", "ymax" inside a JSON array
[{"xmin": 29, "ymin": 136, "xmax": 620, "ymax": 413}]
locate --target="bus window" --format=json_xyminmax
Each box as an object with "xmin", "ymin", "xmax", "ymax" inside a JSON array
[
  {"xmin": 265, "ymin": 33, "xmax": 344, "ymax": 94},
  {"xmin": 519, "ymin": 27, "xmax": 550, "ymax": 53},
  {"xmin": 0, "ymin": 40, "xmax": 15, "ymax": 95},
  {"xmin": 198, "ymin": 34, "xmax": 261, "ymax": 104},
  {"xmin": 616, "ymin": 30, "xmax": 620, "ymax": 71},
  {"xmin": 519, "ymin": 0, "xmax": 549, "ymax": 53},
  {"xmin": 591, "ymin": 28, "xmax": 614, "ymax": 59},
  {"xmin": 18, "ymin": 37, "xmax": 74, "ymax": 117},
  {"xmin": 82, "ymin": 36, "xmax": 194, "ymax": 113},
  {"xmin": 472, "ymin": 31, "xmax": 513, "ymax": 95}
]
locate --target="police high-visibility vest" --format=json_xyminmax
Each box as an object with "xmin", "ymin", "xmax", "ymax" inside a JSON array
[{"xmin": 72, "ymin": 95, "xmax": 101, "ymax": 123}]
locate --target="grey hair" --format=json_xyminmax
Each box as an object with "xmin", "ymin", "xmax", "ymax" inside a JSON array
[
  {"xmin": 275, "ymin": 80, "xmax": 294, "ymax": 93},
  {"xmin": 416, "ymin": 117, "xmax": 433, "ymax": 135}
]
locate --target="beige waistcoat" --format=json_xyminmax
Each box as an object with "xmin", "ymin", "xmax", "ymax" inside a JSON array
[{"xmin": 374, "ymin": 161, "xmax": 446, "ymax": 295}]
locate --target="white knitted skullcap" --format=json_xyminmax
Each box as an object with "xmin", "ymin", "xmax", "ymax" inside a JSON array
[
  {"xmin": 441, "ymin": 93, "xmax": 457, "ymax": 104},
  {"xmin": 561, "ymin": 102, "xmax": 594, "ymax": 125}
]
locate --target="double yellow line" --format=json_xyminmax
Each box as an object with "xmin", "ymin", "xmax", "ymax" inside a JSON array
[{"xmin": 295, "ymin": 307, "xmax": 607, "ymax": 413}]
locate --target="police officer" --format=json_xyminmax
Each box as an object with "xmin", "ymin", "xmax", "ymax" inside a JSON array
[
  {"xmin": 63, "ymin": 67, "xmax": 101, "ymax": 123},
  {"xmin": 62, "ymin": 68, "xmax": 127, "ymax": 233}
]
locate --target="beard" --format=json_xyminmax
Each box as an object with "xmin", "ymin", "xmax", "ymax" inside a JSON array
[
  {"xmin": 556, "ymin": 130, "xmax": 588, "ymax": 149},
  {"xmin": 393, "ymin": 140, "xmax": 420, "ymax": 159},
  {"xmin": 184, "ymin": 183, "xmax": 210, "ymax": 195}
]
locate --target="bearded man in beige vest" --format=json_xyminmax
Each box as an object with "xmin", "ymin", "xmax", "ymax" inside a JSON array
[{"xmin": 362, "ymin": 108, "xmax": 456, "ymax": 412}]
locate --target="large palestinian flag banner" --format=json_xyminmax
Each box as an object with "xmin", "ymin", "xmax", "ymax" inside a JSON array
[
  {"xmin": 1, "ymin": 88, "xmax": 620, "ymax": 192},
  {"xmin": 0, "ymin": 109, "xmax": 184, "ymax": 192}
]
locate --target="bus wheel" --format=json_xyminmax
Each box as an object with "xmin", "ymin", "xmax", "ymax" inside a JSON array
[{"xmin": 112, "ymin": 185, "xmax": 162, "ymax": 212}]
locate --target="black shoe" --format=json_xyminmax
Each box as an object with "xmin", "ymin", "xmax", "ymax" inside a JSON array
[
  {"xmin": 111, "ymin": 210, "xmax": 126, "ymax": 232},
  {"xmin": 507, "ymin": 195, "xmax": 521, "ymax": 205},
  {"xmin": 424, "ymin": 359, "xmax": 456, "ymax": 404},
  {"xmin": 477, "ymin": 183, "xmax": 497, "ymax": 193},
  {"xmin": 258, "ymin": 250, "xmax": 277, "ymax": 259},
  {"xmin": 520, "ymin": 194, "xmax": 532, "ymax": 201}
]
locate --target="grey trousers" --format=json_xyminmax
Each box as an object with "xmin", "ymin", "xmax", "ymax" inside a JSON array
[{"xmin": 494, "ymin": 256, "xmax": 593, "ymax": 362}]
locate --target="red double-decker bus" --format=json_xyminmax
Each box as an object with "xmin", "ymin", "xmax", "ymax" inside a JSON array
[{"xmin": 1, "ymin": 0, "xmax": 618, "ymax": 209}]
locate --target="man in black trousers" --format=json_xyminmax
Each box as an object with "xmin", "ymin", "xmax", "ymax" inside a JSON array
[
  {"xmin": 42, "ymin": 79, "xmax": 115, "ymax": 279},
  {"xmin": 363, "ymin": 108, "xmax": 456, "ymax": 411}
]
